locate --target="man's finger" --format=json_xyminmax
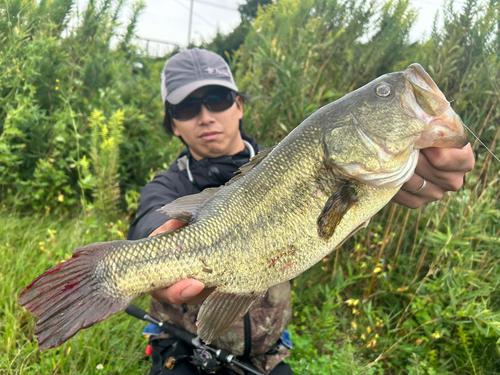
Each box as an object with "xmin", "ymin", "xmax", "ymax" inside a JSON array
[
  {"xmin": 394, "ymin": 179, "xmax": 446, "ymax": 208},
  {"xmin": 414, "ymin": 152, "xmax": 470, "ymax": 192},
  {"xmin": 149, "ymin": 219, "xmax": 187, "ymax": 237},
  {"xmin": 421, "ymin": 144, "xmax": 474, "ymax": 172},
  {"xmin": 150, "ymin": 279, "xmax": 206, "ymax": 305},
  {"xmin": 400, "ymin": 173, "xmax": 426, "ymax": 194}
]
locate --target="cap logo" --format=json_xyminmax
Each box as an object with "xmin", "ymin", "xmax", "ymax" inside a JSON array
[{"xmin": 205, "ymin": 67, "xmax": 230, "ymax": 77}]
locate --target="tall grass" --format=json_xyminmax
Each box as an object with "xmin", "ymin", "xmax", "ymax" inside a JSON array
[
  {"xmin": 286, "ymin": 154, "xmax": 500, "ymax": 374},
  {"xmin": 0, "ymin": 213, "xmax": 151, "ymax": 374}
]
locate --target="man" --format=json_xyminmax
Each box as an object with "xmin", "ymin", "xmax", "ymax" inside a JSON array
[{"xmin": 128, "ymin": 48, "xmax": 475, "ymax": 374}]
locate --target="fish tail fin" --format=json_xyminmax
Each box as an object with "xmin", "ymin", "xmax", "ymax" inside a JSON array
[{"xmin": 18, "ymin": 241, "xmax": 135, "ymax": 350}]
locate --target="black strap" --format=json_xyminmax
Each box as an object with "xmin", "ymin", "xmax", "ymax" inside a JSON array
[
  {"xmin": 149, "ymin": 337, "xmax": 180, "ymax": 375},
  {"xmin": 242, "ymin": 312, "xmax": 251, "ymax": 360}
]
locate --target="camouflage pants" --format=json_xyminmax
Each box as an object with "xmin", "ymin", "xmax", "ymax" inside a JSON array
[{"xmin": 150, "ymin": 338, "xmax": 293, "ymax": 375}]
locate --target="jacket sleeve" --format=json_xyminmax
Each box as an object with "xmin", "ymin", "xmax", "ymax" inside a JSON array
[{"xmin": 127, "ymin": 172, "xmax": 184, "ymax": 240}]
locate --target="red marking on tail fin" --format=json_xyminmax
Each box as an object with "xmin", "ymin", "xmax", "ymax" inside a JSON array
[{"xmin": 19, "ymin": 241, "xmax": 136, "ymax": 350}]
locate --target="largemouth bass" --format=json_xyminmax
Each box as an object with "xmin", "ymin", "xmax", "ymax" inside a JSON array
[{"xmin": 19, "ymin": 63, "xmax": 468, "ymax": 351}]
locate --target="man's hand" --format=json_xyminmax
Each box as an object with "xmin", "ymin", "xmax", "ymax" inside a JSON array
[
  {"xmin": 393, "ymin": 144, "xmax": 475, "ymax": 209},
  {"xmin": 149, "ymin": 219, "xmax": 212, "ymax": 305}
]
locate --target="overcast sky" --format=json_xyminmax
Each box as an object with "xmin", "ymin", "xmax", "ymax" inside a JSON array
[
  {"xmin": 136, "ymin": 0, "xmax": 466, "ymax": 46},
  {"xmin": 76, "ymin": 0, "xmax": 466, "ymax": 54},
  {"xmin": 136, "ymin": 0, "xmax": 242, "ymax": 47}
]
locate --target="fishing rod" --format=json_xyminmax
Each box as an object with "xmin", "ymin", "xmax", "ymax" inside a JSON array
[
  {"xmin": 125, "ymin": 305, "xmax": 265, "ymax": 375},
  {"xmin": 463, "ymin": 123, "xmax": 500, "ymax": 163}
]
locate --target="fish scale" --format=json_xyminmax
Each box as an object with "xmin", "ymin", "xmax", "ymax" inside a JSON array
[
  {"xmin": 109, "ymin": 128, "xmax": 326, "ymax": 296},
  {"xmin": 19, "ymin": 63, "xmax": 468, "ymax": 350}
]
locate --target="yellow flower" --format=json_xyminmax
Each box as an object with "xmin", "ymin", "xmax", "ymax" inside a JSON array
[
  {"xmin": 57, "ymin": 193, "xmax": 64, "ymax": 202},
  {"xmin": 431, "ymin": 332, "xmax": 442, "ymax": 339},
  {"xmin": 366, "ymin": 338, "xmax": 377, "ymax": 349},
  {"xmin": 345, "ymin": 298, "xmax": 359, "ymax": 306},
  {"xmin": 55, "ymin": 86, "xmax": 59, "ymax": 90},
  {"xmin": 56, "ymin": 79, "xmax": 60, "ymax": 82}
]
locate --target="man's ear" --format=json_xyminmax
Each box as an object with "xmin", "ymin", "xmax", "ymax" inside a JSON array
[
  {"xmin": 171, "ymin": 121, "xmax": 181, "ymax": 137},
  {"xmin": 235, "ymin": 96, "xmax": 243, "ymax": 119}
]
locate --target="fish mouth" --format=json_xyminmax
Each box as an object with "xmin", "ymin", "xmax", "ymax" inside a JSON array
[{"xmin": 403, "ymin": 63, "xmax": 468, "ymax": 149}]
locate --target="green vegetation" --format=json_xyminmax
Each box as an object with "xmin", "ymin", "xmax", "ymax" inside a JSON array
[
  {"xmin": 0, "ymin": 0, "xmax": 183, "ymax": 213},
  {"xmin": 1, "ymin": 0, "xmax": 500, "ymax": 373},
  {"xmin": 0, "ymin": 213, "xmax": 151, "ymax": 374},
  {"xmin": 202, "ymin": 0, "xmax": 273, "ymax": 61}
]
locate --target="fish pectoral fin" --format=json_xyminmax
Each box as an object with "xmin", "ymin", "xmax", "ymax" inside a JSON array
[
  {"xmin": 317, "ymin": 181, "xmax": 358, "ymax": 240},
  {"xmin": 196, "ymin": 290, "xmax": 266, "ymax": 344},
  {"xmin": 157, "ymin": 187, "xmax": 223, "ymax": 222}
]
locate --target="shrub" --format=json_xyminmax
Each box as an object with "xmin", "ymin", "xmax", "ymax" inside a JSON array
[{"xmin": 0, "ymin": 0, "xmax": 182, "ymax": 214}]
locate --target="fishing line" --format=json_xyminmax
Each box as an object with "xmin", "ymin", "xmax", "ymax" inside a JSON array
[{"xmin": 463, "ymin": 123, "xmax": 500, "ymax": 163}]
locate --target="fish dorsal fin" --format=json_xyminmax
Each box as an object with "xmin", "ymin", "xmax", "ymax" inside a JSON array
[
  {"xmin": 317, "ymin": 181, "xmax": 358, "ymax": 240},
  {"xmin": 227, "ymin": 145, "xmax": 277, "ymax": 185},
  {"xmin": 157, "ymin": 187, "xmax": 223, "ymax": 222},
  {"xmin": 196, "ymin": 290, "xmax": 266, "ymax": 344}
]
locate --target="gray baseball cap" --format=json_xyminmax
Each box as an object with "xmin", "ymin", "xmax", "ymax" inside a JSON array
[{"xmin": 161, "ymin": 48, "xmax": 239, "ymax": 105}]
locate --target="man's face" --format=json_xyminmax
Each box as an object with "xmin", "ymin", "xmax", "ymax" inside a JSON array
[{"xmin": 171, "ymin": 86, "xmax": 244, "ymax": 160}]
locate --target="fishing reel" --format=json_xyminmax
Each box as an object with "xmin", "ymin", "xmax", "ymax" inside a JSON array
[
  {"xmin": 164, "ymin": 348, "xmax": 221, "ymax": 374},
  {"xmin": 191, "ymin": 348, "xmax": 221, "ymax": 374}
]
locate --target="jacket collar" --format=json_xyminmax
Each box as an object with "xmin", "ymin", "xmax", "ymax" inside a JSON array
[{"xmin": 176, "ymin": 134, "xmax": 259, "ymax": 190}]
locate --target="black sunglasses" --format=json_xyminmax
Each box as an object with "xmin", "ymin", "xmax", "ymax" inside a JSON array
[{"xmin": 170, "ymin": 88, "xmax": 237, "ymax": 121}]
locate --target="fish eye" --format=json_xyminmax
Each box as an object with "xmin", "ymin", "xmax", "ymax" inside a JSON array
[{"xmin": 375, "ymin": 84, "xmax": 391, "ymax": 97}]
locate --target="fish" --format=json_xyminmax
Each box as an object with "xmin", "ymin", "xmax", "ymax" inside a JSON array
[{"xmin": 19, "ymin": 63, "xmax": 468, "ymax": 351}]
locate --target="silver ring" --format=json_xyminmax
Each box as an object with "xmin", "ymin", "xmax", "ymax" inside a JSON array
[{"xmin": 410, "ymin": 178, "xmax": 427, "ymax": 194}]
